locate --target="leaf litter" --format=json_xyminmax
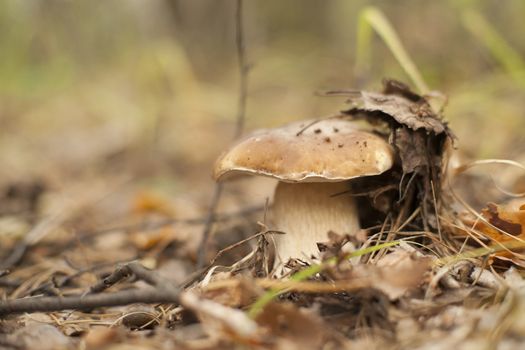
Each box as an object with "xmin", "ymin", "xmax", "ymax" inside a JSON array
[{"xmin": 1, "ymin": 81, "xmax": 525, "ymax": 349}]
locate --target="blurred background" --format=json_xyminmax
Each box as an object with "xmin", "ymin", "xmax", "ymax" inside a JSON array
[{"xmin": 0, "ymin": 0, "xmax": 524, "ymax": 251}]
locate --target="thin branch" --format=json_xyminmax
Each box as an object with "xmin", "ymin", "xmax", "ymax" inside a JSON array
[
  {"xmin": 85, "ymin": 261, "xmax": 164, "ymax": 296},
  {"xmin": 8, "ymin": 205, "xmax": 263, "ymax": 262},
  {"xmin": 88, "ymin": 263, "xmax": 137, "ymax": 294},
  {"xmin": 197, "ymin": 0, "xmax": 250, "ymax": 268},
  {"xmin": 208, "ymin": 229, "xmax": 285, "ymax": 266},
  {"xmin": 0, "ymin": 242, "xmax": 28, "ymax": 270},
  {"xmin": 234, "ymin": 0, "xmax": 249, "ymax": 139},
  {"xmin": 80, "ymin": 205, "xmax": 262, "ymax": 247},
  {"xmin": 25, "ymin": 260, "xmax": 131, "ymax": 297},
  {"xmin": 197, "ymin": 184, "xmax": 224, "ymax": 268},
  {"xmin": 0, "ymin": 287, "xmax": 179, "ymax": 316},
  {"xmin": 0, "ymin": 262, "xmax": 180, "ymax": 316}
]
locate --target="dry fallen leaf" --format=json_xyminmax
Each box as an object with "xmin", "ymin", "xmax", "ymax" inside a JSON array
[
  {"xmin": 179, "ymin": 291, "xmax": 259, "ymax": 342},
  {"xmin": 255, "ymin": 302, "xmax": 326, "ymax": 350},
  {"xmin": 132, "ymin": 191, "xmax": 176, "ymax": 217},
  {"xmin": 449, "ymin": 199, "xmax": 525, "ymax": 264},
  {"xmin": 8, "ymin": 323, "xmax": 76, "ymax": 350},
  {"xmin": 201, "ymin": 277, "xmax": 258, "ymax": 308},
  {"xmin": 364, "ymin": 249, "xmax": 431, "ymax": 299},
  {"xmin": 84, "ymin": 327, "xmax": 122, "ymax": 349},
  {"xmin": 341, "ymin": 79, "xmax": 452, "ymax": 232},
  {"xmin": 459, "ymin": 201, "xmax": 525, "ymax": 247},
  {"xmin": 130, "ymin": 226, "xmax": 176, "ymax": 251},
  {"xmin": 344, "ymin": 79, "xmax": 448, "ymax": 134}
]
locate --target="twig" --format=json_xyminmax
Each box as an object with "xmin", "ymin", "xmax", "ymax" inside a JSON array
[
  {"xmin": 197, "ymin": 185, "xmax": 224, "ymax": 268},
  {"xmin": 208, "ymin": 229, "xmax": 285, "ymax": 267},
  {"xmin": 26, "ymin": 260, "xmax": 129, "ymax": 297},
  {"xmin": 1, "ymin": 182, "xmax": 127, "ymax": 270},
  {"xmin": 295, "ymin": 113, "xmax": 342, "ymax": 136},
  {"xmin": 0, "ymin": 262, "xmax": 180, "ymax": 316},
  {"xmin": 197, "ymin": 0, "xmax": 250, "ymax": 268},
  {"xmin": 0, "ymin": 287, "xmax": 179, "ymax": 316},
  {"xmin": 88, "ymin": 261, "xmax": 161, "ymax": 294},
  {"xmin": 102, "ymin": 204, "xmax": 262, "ymax": 232},
  {"xmin": 0, "ymin": 279, "xmax": 20, "ymax": 289},
  {"xmin": 0, "ymin": 242, "xmax": 28, "ymax": 271},
  {"xmin": 179, "ymin": 229, "xmax": 284, "ymax": 290},
  {"xmin": 87, "ymin": 264, "xmax": 135, "ymax": 294},
  {"xmin": 36, "ymin": 205, "xmax": 262, "ymax": 254},
  {"xmin": 1, "ymin": 206, "xmax": 72, "ymax": 270},
  {"xmin": 234, "ymin": 0, "xmax": 249, "ymax": 139},
  {"xmin": 203, "ymin": 277, "xmax": 371, "ymax": 293}
]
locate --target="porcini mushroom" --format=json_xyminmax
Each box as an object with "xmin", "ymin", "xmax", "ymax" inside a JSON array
[{"xmin": 214, "ymin": 119, "xmax": 394, "ymax": 270}]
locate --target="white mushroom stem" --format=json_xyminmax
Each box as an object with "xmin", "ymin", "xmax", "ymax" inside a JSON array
[{"xmin": 271, "ymin": 181, "xmax": 360, "ymax": 269}]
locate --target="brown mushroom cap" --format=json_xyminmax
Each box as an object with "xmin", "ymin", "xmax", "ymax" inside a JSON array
[{"xmin": 214, "ymin": 119, "xmax": 394, "ymax": 183}]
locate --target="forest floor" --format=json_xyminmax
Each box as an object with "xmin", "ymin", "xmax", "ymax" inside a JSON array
[{"xmin": 1, "ymin": 80, "xmax": 525, "ymax": 350}]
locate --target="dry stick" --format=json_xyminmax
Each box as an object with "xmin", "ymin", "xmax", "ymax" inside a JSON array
[
  {"xmin": 87, "ymin": 263, "xmax": 138, "ymax": 294},
  {"xmin": 1, "ymin": 182, "xmax": 127, "ymax": 270},
  {"xmin": 208, "ymin": 229, "xmax": 285, "ymax": 267},
  {"xmin": 82, "ymin": 261, "xmax": 164, "ymax": 297},
  {"xmin": 90, "ymin": 205, "xmax": 263, "ymax": 235},
  {"xmin": 0, "ymin": 244, "xmax": 27, "ymax": 271},
  {"xmin": 0, "ymin": 262, "xmax": 180, "ymax": 316},
  {"xmin": 25, "ymin": 260, "xmax": 135, "ymax": 297},
  {"xmin": 0, "ymin": 287, "xmax": 179, "ymax": 316},
  {"xmin": 197, "ymin": 0, "xmax": 249, "ymax": 268},
  {"xmin": 233, "ymin": 0, "xmax": 249, "ymax": 140},
  {"xmin": 0, "ymin": 279, "xmax": 19, "ymax": 289},
  {"xmin": 179, "ymin": 229, "xmax": 284, "ymax": 290},
  {"xmin": 197, "ymin": 185, "xmax": 224, "ymax": 268},
  {"xmin": 295, "ymin": 113, "xmax": 343, "ymax": 136},
  {"xmin": 44, "ymin": 204, "xmax": 262, "ymax": 255}
]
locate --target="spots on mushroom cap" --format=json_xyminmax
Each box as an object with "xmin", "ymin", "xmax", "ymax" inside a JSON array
[{"xmin": 214, "ymin": 119, "xmax": 394, "ymax": 182}]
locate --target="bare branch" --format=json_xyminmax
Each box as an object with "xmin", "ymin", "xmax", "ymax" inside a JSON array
[
  {"xmin": 0, "ymin": 287, "xmax": 179, "ymax": 316},
  {"xmin": 0, "ymin": 262, "xmax": 180, "ymax": 316},
  {"xmin": 234, "ymin": 0, "xmax": 249, "ymax": 139},
  {"xmin": 197, "ymin": 0, "xmax": 250, "ymax": 268}
]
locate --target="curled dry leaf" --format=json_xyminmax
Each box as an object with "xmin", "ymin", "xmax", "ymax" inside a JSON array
[
  {"xmin": 340, "ymin": 79, "xmax": 452, "ymax": 231},
  {"xmin": 317, "ymin": 231, "xmax": 357, "ymax": 260},
  {"xmin": 481, "ymin": 202, "xmax": 524, "ymax": 237},
  {"xmin": 200, "ymin": 277, "xmax": 258, "ymax": 308},
  {"xmin": 8, "ymin": 323, "xmax": 76, "ymax": 350},
  {"xmin": 457, "ymin": 200, "xmax": 525, "ymax": 259},
  {"xmin": 343, "ymin": 79, "xmax": 449, "ymax": 134},
  {"xmin": 84, "ymin": 327, "xmax": 122, "ymax": 349},
  {"xmin": 179, "ymin": 291, "xmax": 259, "ymax": 342},
  {"xmin": 351, "ymin": 90, "xmax": 444, "ymax": 134},
  {"xmin": 394, "ymin": 127, "xmax": 432, "ymax": 174},
  {"xmin": 368, "ymin": 248, "xmax": 432, "ymax": 299},
  {"xmin": 130, "ymin": 226, "xmax": 176, "ymax": 251},
  {"xmin": 255, "ymin": 302, "xmax": 326, "ymax": 350},
  {"xmin": 132, "ymin": 191, "xmax": 177, "ymax": 217}
]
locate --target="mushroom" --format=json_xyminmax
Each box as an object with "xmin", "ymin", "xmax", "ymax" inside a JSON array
[{"xmin": 214, "ymin": 119, "xmax": 394, "ymax": 270}]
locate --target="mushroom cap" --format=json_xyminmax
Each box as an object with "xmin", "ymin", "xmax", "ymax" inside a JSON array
[{"xmin": 214, "ymin": 119, "xmax": 395, "ymax": 183}]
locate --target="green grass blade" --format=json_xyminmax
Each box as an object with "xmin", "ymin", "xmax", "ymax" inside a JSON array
[
  {"xmin": 355, "ymin": 6, "xmax": 429, "ymax": 94},
  {"xmin": 435, "ymin": 239, "xmax": 525, "ymax": 266},
  {"xmin": 247, "ymin": 240, "xmax": 400, "ymax": 318},
  {"xmin": 462, "ymin": 9, "xmax": 525, "ymax": 88},
  {"xmin": 355, "ymin": 10, "xmax": 374, "ymax": 74}
]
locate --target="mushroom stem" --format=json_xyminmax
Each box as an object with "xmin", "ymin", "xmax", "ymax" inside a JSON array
[{"xmin": 271, "ymin": 181, "xmax": 360, "ymax": 270}]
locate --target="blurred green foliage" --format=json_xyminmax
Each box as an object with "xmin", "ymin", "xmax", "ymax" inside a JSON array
[{"xmin": 0, "ymin": 0, "xmax": 524, "ymax": 182}]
